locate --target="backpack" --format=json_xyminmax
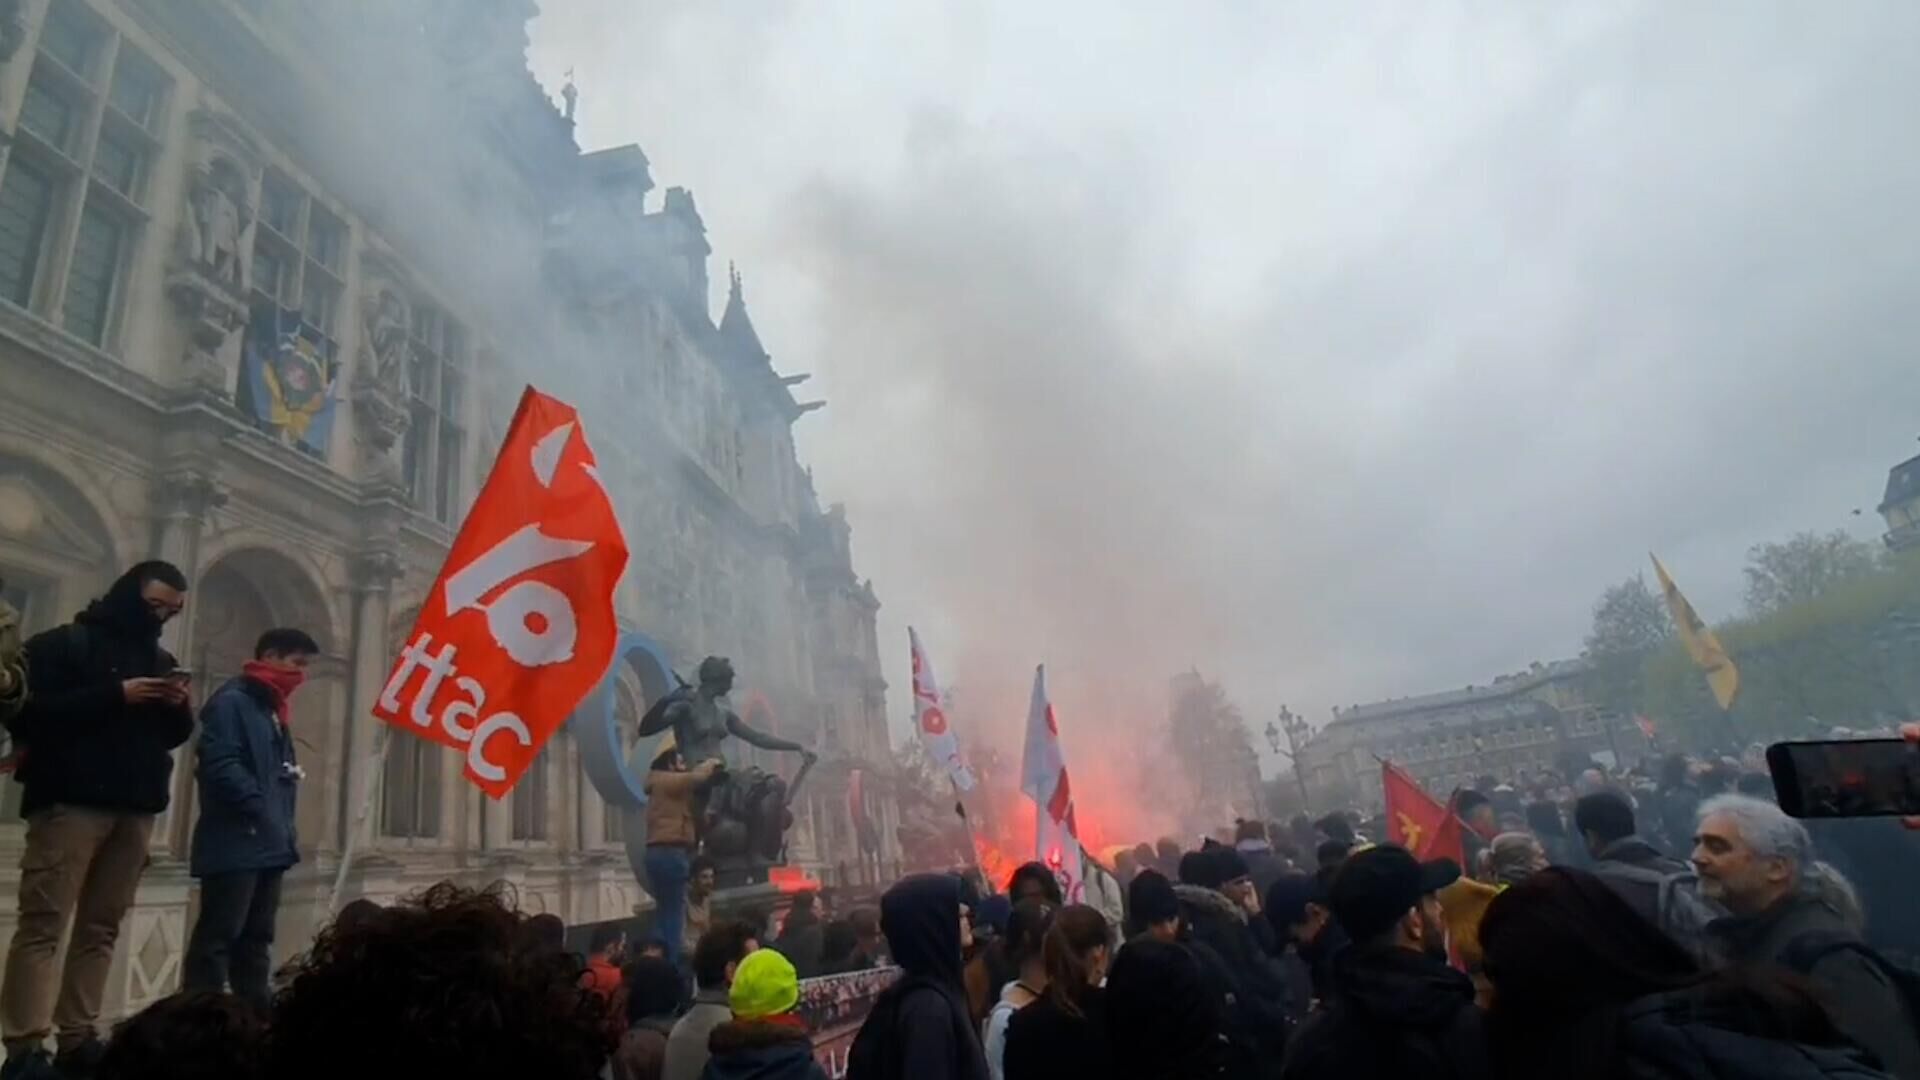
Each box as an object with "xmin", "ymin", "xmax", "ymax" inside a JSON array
[
  {"xmin": 0, "ymin": 623, "xmax": 92, "ymax": 771},
  {"xmin": 1596, "ymin": 863, "xmax": 1715, "ymax": 956},
  {"xmin": 1780, "ymin": 931, "xmax": 1920, "ymax": 1030}
]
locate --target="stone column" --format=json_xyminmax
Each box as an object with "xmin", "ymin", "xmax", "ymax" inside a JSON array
[
  {"xmin": 150, "ymin": 467, "xmax": 227, "ymax": 857},
  {"xmin": 336, "ymin": 549, "xmax": 402, "ymax": 862}
]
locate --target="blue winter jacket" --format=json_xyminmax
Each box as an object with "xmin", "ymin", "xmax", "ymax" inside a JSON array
[{"xmin": 189, "ymin": 677, "xmax": 300, "ymax": 878}]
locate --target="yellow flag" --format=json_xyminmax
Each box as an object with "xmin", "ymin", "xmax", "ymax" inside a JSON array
[{"xmin": 1650, "ymin": 554, "xmax": 1740, "ymax": 711}]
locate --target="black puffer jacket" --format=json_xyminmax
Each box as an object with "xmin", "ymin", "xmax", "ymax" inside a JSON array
[
  {"xmin": 11, "ymin": 568, "xmax": 193, "ymax": 817},
  {"xmin": 1620, "ymin": 987, "xmax": 1894, "ymax": 1079},
  {"xmin": 1279, "ymin": 943, "xmax": 1485, "ymax": 1080},
  {"xmin": 1002, "ymin": 990, "xmax": 1111, "ymax": 1080},
  {"xmin": 1177, "ymin": 885, "xmax": 1293, "ymax": 1078}
]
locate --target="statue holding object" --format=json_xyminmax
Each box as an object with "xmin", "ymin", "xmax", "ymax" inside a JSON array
[{"xmin": 638, "ymin": 656, "xmax": 815, "ymax": 884}]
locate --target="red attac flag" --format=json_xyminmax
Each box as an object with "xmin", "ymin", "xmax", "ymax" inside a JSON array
[
  {"xmin": 374, "ymin": 387, "xmax": 629, "ymax": 798},
  {"xmin": 1381, "ymin": 760, "xmax": 1466, "ymax": 866}
]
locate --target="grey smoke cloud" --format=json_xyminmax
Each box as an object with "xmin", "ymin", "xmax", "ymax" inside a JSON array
[{"xmin": 529, "ymin": 1, "xmax": 1920, "ymax": 775}]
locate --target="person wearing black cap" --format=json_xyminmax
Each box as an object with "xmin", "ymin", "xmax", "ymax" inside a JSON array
[
  {"xmin": 1279, "ymin": 845, "xmax": 1486, "ymax": 1080},
  {"xmin": 1177, "ymin": 846, "xmax": 1293, "ymax": 1079}
]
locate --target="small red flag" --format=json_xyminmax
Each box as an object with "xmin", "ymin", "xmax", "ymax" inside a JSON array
[{"xmin": 1382, "ymin": 760, "xmax": 1466, "ymax": 866}]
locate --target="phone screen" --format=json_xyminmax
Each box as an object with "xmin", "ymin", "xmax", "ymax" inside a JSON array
[{"xmin": 1768, "ymin": 739, "xmax": 1920, "ymax": 818}]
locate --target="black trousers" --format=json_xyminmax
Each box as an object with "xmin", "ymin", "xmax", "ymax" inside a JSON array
[{"xmin": 182, "ymin": 870, "xmax": 284, "ymax": 1007}]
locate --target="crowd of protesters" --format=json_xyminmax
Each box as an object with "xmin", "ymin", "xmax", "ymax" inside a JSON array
[{"xmin": 6, "ymin": 563, "xmax": 1920, "ymax": 1080}]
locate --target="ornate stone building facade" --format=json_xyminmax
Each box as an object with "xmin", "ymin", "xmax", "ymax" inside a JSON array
[
  {"xmin": 0, "ymin": 0, "xmax": 899, "ymax": 1019},
  {"xmin": 1298, "ymin": 659, "xmax": 1647, "ymax": 808}
]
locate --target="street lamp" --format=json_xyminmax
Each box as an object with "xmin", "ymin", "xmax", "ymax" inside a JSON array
[{"xmin": 1268, "ymin": 706, "xmax": 1313, "ymax": 814}]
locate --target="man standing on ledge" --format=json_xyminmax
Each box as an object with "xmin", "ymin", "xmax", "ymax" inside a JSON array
[
  {"xmin": 0, "ymin": 562, "xmax": 194, "ymax": 1080},
  {"xmin": 183, "ymin": 627, "xmax": 320, "ymax": 1008}
]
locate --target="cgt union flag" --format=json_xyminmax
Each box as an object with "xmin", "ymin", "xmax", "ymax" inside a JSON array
[
  {"xmin": 1022, "ymin": 664, "xmax": 1085, "ymax": 903},
  {"xmin": 908, "ymin": 628, "xmax": 975, "ymax": 792},
  {"xmin": 374, "ymin": 387, "xmax": 628, "ymax": 799}
]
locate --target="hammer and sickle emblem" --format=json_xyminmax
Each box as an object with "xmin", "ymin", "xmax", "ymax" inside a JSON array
[{"xmin": 1397, "ymin": 811, "xmax": 1424, "ymax": 854}]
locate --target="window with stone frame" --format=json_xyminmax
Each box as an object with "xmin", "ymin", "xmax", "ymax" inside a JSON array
[
  {"xmin": 400, "ymin": 302, "xmax": 466, "ymax": 524},
  {"xmin": 512, "ymin": 743, "xmax": 550, "ymax": 841},
  {"xmin": 379, "ymin": 608, "xmax": 441, "ymax": 839},
  {"xmin": 381, "ymin": 732, "xmax": 443, "ymax": 840},
  {"xmin": 240, "ymin": 167, "xmax": 345, "ymax": 460},
  {"xmin": 0, "ymin": 0, "xmax": 167, "ymax": 349}
]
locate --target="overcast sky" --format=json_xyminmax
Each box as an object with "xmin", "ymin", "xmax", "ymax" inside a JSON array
[{"xmin": 528, "ymin": 1, "xmax": 1920, "ymax": 779}]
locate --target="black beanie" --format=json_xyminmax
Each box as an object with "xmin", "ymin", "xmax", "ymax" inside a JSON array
[
  {"xmin": 1211, "ymin": 847, "xmax": 1251, "ymax": 885},
  {"xmin": 1128, "ymin": 869, "xmax": 1180, "ymax": 926},
  {"xmin": 1177, "ymin": 850, "xmax": 1211, "ymax": 887}
]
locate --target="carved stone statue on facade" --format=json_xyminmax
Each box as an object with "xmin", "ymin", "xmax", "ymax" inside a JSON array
[
  {"xmin": 350, "ymin": 285, "xmax": 411, "ymax": 482},
  {"xmin": 166, "ymin": 110, "xmax": 262, "ymax": 391},
  {"xmin": 637, "ymin": 656, "xmax": 815, "ymax": 883},
  {"xmin": 183, "ymin": 159, "xmax": 252, "ymax": 293},
  {"xmin": 0, "ymin": 1, "xmax": 26, "ymax": 64},
  {"xmin": 363, "ymin": 289, "xmax": 410, "ymax": 398}
]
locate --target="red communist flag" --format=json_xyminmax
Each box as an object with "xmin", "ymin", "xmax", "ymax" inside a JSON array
[
  {"xmin": 374, "ymin": 387, "xmax": 629, "ymax": 799},
  {"xmin": 1382, "ymin": 760, "xmax": 1466, "ymax": 866}
]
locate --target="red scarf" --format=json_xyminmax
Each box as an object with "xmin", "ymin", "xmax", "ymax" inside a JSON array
[{"xmin": 242, "ymin": 660, "xmax": 304, "ymax": 724}]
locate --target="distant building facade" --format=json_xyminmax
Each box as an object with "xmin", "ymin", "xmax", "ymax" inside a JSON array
[
  {"xmin": 1877, "ymin": 452, "xmax": 1920, "ymax": 552},
  {"xmin": 1298, "ymin": 659, "xmax": 1642, "ymax": 808},
  {"xmin": 0, "ymin": 0, "xmax": 897, "ymax": 1019}
]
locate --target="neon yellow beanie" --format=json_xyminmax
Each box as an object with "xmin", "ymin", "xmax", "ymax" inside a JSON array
[{"xmin": 728, "ymin": 948, "xmax": 799, "ymax": 1020}]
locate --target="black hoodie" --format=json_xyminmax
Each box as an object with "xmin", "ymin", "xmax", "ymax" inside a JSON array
[
  {"xmin": 11, "ymin": 566, "xmax": 193, "ymax": 816},
  {"xmin": 845, "ymin": 874, "xmax": 989, "ymax": 1080},
  {"xmin": 1279, "ymin": 943, "xmax": 1487, "ymax": 1080}
]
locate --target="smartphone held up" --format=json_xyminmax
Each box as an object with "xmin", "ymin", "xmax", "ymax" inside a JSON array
[{"xmin": 1768, "ymin": 738, "xmax": 1920, "ymax": 819}]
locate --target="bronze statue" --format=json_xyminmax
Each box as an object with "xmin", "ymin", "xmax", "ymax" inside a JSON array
[{"xmin": 638, "ymin": 656, "xmax": 815, "ymax": 880}]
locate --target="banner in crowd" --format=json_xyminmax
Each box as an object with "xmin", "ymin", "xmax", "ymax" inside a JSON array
[
  {"xmin": 909, "ymin": 628, "xmax": 976, "ymax": 791},
  {"xmin": 374, "ymin": 387, "xmax": 629, "ymax": 798},
  {"xmin": 1381, "ymin": 759, "xmax": 1465, "ymax": 865},
  {"xmin": 797, "ymin": 966, "xmax": 900, "ymax": 1079},
  {"xmin": 1022, "ymin": 664, "xmax": 1086, "ymax": 902},
  {"xmin": 1651, "ymin": 553, "xmax": 1741, "ymax": 711},
  {"xmin": 1079, "ymin": 844, "xmax": 1125, "ymax": 928}
]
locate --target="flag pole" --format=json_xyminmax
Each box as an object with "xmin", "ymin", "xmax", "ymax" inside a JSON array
[
  {"xmin": 328, "ymin": 725, "xmax": 392, "ymax": 913},
  {"xmin": 952, "ymin": 778, "xmax": 993, "ymax": 892}
]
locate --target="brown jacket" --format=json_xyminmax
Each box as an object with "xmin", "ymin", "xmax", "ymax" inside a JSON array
[{"xmin": 645, "ymin": 767, "xmax": 706, "ymax": 848}]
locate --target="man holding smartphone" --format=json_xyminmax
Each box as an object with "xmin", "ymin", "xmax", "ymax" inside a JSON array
[{"xmin": 0, "ymin": 561, "xmax": 194, "ymax": 1080}]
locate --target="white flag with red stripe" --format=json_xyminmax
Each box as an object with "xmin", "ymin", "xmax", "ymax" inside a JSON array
[
  {"xmin": 1021, "ymin": 664, "xmax": 1085, "ymax": 903},
  {"xmin": 909, "ymin": 628, "xmax": 975, "ymax": 792}
]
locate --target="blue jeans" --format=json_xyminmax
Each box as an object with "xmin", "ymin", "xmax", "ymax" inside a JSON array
[{"xmin": 643, "ymin": 845, "xmax": 692, "ymax": 970}]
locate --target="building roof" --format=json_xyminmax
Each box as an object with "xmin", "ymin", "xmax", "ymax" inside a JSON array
[
  {"xmin": 717, "ymin": 263, "xmax": 767, "ymax": 362},
  {"xmin": 1328, "ymin": 658, "xmax": 1589, "ymax": 727},
  {"xmin": 1879, "ymin": 452, "xmax": 1920, "ymax": 514}
]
